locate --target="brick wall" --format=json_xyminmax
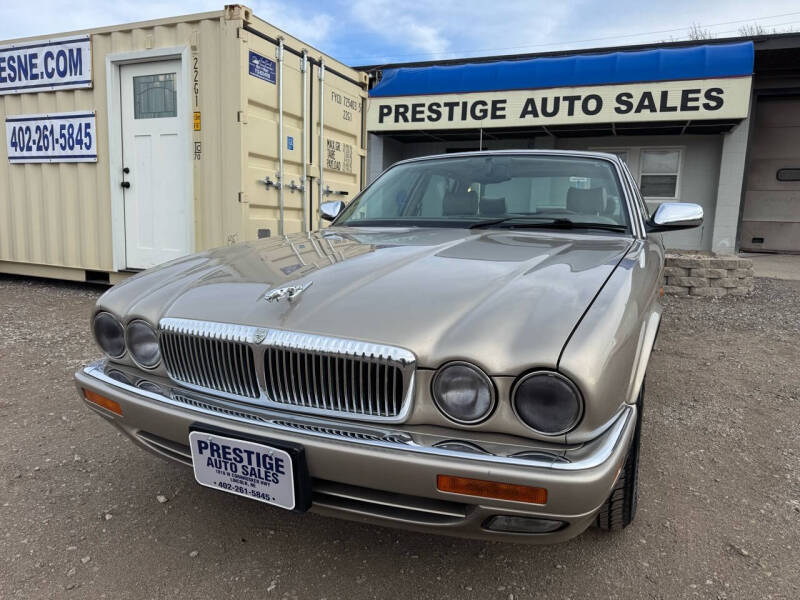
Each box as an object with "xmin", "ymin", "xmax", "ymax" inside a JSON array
[{"xmin": 663, "ymin": 254, "xmax": 754, "ymax": 297}]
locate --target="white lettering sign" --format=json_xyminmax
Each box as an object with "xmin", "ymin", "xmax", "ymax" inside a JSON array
[
  {"xmin": 6, "ymin": 111, "xmax": 97, "ymax": 163},
  {"xmin": 0, "ymin": 35, "xmax": 92, "ymax": 95},
  {"xmin": 366, "ymin": 77, "xmax": 752, "ymax": 131}
]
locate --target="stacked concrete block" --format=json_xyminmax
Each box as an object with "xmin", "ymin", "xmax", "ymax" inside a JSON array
[{"xmin": 662, "ymin": 254, "xmax": 754, "ymax": 297}]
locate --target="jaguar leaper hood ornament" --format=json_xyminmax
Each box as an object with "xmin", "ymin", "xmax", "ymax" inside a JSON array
[{"xmin": 264, "ymin": 281, "xmax": 313, "ymax": 303}]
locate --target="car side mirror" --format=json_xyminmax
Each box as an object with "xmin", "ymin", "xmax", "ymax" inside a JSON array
[
  {"xmin": 647, "ymin": 202, "xmax": 703, "ymax": 232},
  {"xmin": 320, "ymin": 200, "xmax": 346, "ymax": 222}
]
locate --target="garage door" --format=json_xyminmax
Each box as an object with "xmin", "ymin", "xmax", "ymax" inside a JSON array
[{"xmin": 740, "ymin": 96, "xmax": 800, "ymax": 252}]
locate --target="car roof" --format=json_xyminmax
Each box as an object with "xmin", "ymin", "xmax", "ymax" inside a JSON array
[{"xmin": 392, "ymin": 149, "xmax": 624, "ymax": 168}]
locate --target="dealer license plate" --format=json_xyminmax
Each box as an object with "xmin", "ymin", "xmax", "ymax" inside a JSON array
[{"xmin": 189, "ymin": 431, "xmax": 296, "ymax": 510}]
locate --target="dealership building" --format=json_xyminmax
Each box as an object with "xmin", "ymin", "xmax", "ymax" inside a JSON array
[{"xmin": 362, "ymin": 35, "xmax": 800, "ymax": 255}]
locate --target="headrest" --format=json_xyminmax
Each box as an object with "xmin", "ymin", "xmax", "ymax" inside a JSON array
[
  {"xmin": 479, "ymin": 197, "xmax": 507, "ymax": 216},
  {"xmin": 443, "ymin": 190, "xmax": 478, "ymax": 216},
  {"xmin": 566, "ymin": 187, "xmax": 605, "ymax": 215}
]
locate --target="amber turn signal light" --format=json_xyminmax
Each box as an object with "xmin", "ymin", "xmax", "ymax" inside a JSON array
[
  {"xmin": 437, "ymin": 475, "xmax": 547, "ymax": 504},
  {"xmin": 83, "ymin": 389, "xmax": 123, "ymax": 416}
]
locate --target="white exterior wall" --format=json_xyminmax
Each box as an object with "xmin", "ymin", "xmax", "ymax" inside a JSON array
[
  {"xmin": 711, "ymin": 118, "xmax": 751, "ymax": 254},
  {"xmin": 366, "ymin": 133, "xmax": 725, "ymax": 252}
]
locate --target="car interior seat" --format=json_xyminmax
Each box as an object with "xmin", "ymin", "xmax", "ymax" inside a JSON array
[
  {"xmin": 479, "ymin": 197, "xmax": 507, "ymax": 216},
  {"xmin": 566, "ymin": 187, "xmax": 605, "ymax": 217},
  {"xmin": 442, "ymin": 190, "xmax": 479, "ymax": 216}
]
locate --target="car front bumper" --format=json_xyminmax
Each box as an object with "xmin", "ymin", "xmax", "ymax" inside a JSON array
[{"xmin": 75, "ymin": 360, "xmax": 636, "ymax": 543}]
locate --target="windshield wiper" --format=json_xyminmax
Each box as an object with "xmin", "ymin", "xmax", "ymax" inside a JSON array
[{"xmin": 470, "ymin": 217, "xmax": 628, "ymax": 232}]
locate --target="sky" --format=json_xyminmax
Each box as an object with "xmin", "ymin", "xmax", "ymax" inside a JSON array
[{"xmin": 1, "ymin": 0, "xmax": 800, "ymax": 66}]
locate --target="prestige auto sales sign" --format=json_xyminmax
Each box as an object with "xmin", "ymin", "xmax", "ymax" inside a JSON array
[{"xmin": 366, "ymin": 77, "xmax": 752, "ymax": 131}]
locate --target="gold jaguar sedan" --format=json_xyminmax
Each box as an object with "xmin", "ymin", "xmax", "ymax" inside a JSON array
[{"xmin": 75, "ymin": 150, "xmax": 702, "ymax": 542}]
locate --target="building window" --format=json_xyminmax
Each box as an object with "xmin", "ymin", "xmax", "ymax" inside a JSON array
[{"xmin": 640, "ymin": 149, "xmax": 681, "ymax": 199}]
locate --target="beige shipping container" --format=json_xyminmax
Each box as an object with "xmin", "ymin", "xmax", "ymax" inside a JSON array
[{"xmin": 0, "ymin": 5, "xmax": 368, "ymax": 283}]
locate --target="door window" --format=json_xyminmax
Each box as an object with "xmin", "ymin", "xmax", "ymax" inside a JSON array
[{"xmin": 133, "ymin": 73, "xmax": 178, "ymax": 119}]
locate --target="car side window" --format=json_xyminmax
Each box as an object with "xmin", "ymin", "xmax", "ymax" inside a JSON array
[{"xmin": 351, "ymin": 172, "xmax": 421, "ymax": 220}]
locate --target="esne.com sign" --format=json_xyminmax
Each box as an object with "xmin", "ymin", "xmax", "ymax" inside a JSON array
[
  {"xmin": 0, "ymin": 35, "xmax": 92, "ymax": 95},
  {"xmin": 366, "ymin": 77, "xmax": 752, "ymax": 131}
]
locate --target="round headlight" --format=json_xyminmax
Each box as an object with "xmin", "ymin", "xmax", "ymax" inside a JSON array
[
  {"xmin": 512, "ymin": 372, "xmax": 583, "ymax": 435},
  {"xmin": 125, "ymin": 320, "xmax": 161, "ymax": 368},
  {"xmin": 92, "ymin": 312, "xmax": 125, "ymax": 359},
  {"xmin": 431, "ymin": 362, "xmax": 495, "ymax": 424}
]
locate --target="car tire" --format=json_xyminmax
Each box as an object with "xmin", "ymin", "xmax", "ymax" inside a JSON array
[{"xmin": 595, "ymin": 380, "xmax": 644, "ymax": 531}]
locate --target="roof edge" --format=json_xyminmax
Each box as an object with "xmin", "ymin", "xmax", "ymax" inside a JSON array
[{"xmin": 356, "ymin": 32, "xmax": 800, "ymax": 73}]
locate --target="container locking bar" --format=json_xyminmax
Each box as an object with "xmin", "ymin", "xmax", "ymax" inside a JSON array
[
  {"xmin": 301, "ymin": 49, "xmax": 309, "ymax": 233},
  {"xmin": 277, "ymin": 37, "xmax": 285, "ymax": 236},
  {"xmin": 317, "ymin": 59, "xmax": 325, "ymax": 230}
]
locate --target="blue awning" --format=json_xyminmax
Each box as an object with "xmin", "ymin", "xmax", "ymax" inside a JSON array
[{"xmin": 369, "ymin": 42, "xmax": 754, "ymax": 97}]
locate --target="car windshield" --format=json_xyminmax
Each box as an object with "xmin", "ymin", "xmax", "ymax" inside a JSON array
[{"xmin": 336, "ymin": 154, "xmax": 630, "ymax": 232}]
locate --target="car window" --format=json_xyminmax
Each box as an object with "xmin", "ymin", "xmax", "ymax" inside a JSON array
[
  {"xmin": 337, "ymin": 155, "xmax": 631, "ymax": 230},
  {"xmin": 348, "ymin": 170, "xmax": 422, "ymax": 220}
]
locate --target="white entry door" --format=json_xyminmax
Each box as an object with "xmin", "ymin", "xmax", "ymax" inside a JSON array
[{"xmin": 120, "ymin": 60, "xmax": 191, "ymax": 269}]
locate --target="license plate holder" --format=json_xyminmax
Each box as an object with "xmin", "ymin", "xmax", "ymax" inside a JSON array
[{"xmin": 188, "ymin": 424, "xmax": 311, "ymax": 513}]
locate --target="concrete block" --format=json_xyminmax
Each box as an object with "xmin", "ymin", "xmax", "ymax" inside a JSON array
[
  {"xmin": 670, "ymin": 276, "xmax": 709, "ymax": 288},
  {"xmin": 667, "ymin": 256, "xmax": 708, "ymax": 269},
  {"xmin": 662, "ymin": 285, "xmax": 689, "ymax": 296},
  {"xmin": 732, "ymin": 268, "xmax": 754, "ymax": 278},
  {"xmin": 690, "ymin": 286, "xmax": 728, "ymax": 297},
  {"xmin": 663, "ymin": 266, "xmax": 689, "ymax": 278},
  {"xmin": 690, "ymin": 268, "xmax": 728, "ymax": 278},
  {"xmin": 708, "ymin": 258, "xmax": 742, "ymax": 269}
]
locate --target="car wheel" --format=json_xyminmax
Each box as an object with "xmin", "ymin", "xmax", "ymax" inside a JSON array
[{"xmin": 595, "ymin": 380, "xmax": 644, "ymax": 531}]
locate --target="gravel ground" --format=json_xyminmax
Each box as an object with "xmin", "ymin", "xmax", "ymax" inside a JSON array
[{"xmin": 1, "ymin": 274, "xmax": 798, "ymax": 599}]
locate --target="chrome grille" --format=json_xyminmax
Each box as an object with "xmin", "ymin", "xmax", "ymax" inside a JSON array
[
  {"xmin": 160, "ymin": 319, "xmax": 260, "ymax": 399},
  {"xmin": 264, "ymin": 349, "xmax": 405, "ymax": 417},
  {"xmin": 158, "ymin": 318, "xmax": 416, "ymax": 422},
  {"xmin": 271, "ymin": 420, "xmax": 385, "ymax": 442}
]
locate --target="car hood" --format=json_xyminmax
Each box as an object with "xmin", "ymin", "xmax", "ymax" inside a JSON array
[{"xmin": 100, "ymin": 227, "xmax": 632, "ymax": 373}]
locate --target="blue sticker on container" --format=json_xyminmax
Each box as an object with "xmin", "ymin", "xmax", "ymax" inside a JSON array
[
  {"xmin": 248, "ymin": 51, "xmax": 276, "ymax": 84},
  {"xmin": 287, "ymin": 136, "xmax": 294, "ymax": 150}
]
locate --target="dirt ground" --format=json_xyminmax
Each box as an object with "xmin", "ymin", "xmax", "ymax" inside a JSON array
[{"xmin": 1, "ymin": 274, "xmax": 798, "ymax": 600}]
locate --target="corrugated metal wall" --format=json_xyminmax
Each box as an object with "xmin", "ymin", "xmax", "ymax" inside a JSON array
[
  {"xmin": 242, "ymin": 15, "xmax": 367, "ymax": 238},
  {"xmin": 0, "ymin": 61, "xmax": 112, "ymax": 270},
  {"xmin": 0, "ymin": 11, "xmax": 234, "ymax": 273},
  {"xmin": 0, "ymin": 6, "xmax": 367, "ymax": 278}
]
